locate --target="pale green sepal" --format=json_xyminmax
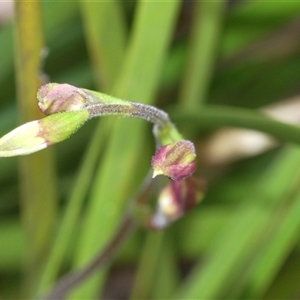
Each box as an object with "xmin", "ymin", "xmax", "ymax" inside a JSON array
[
  {"xmin": 0, "ymin": 110, "xmax": 89, "ymax": 157},
  {"xmin": 40, "ymin": 110, "xmax": 89, "ymax": 144},
  {"xmin": 0, "ymin": 120, "xmax": 47, "ymax": 157}
]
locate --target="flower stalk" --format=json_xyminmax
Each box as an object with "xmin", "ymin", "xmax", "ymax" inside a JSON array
[
  {"xmin": 0, "ymin": 82, "xmax": 197, "ymax": 181},
  {"xmin": 37, "ymin": 83, "xmax": 183, "ymax": 145},
  {"xmin": 0, "ymin": 82, "xmax": 202, "ymax": 298}
]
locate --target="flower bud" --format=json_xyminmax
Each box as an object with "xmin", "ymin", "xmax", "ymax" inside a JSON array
[
  {"xmin": 0, "ymin": 110, "xmax": 89, "ymax": 157},
  {"xmin": 37, "ymin": 83, "xmax": 88, "ymax": 115},
  {"xmin": 151, "ymin": 140, "xmax": 196, "ymax": 181},
  {"xmin": 149, "ymin": 176, "xmax": 205, "ymax": 229}
]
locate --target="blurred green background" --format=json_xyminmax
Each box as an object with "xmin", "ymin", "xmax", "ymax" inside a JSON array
[{"xmin": 1, "ymin": 0, "xmax": 300, "ymax": 299}]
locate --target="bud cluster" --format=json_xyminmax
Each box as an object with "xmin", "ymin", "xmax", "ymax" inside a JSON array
[{"xmin": 0, "ymin": 82, "xmax": 204, "ymax": 229}]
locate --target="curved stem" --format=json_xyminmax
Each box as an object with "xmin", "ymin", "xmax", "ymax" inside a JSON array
[
  {"xmin": 86, "ymin": 101, "xmax": 182, "ymax": 145},
  {"xmin": 40, "ymin": 171, "xmax": 156, "ymax": 300},
  {"xmin": 87, "ymin": 102, "xmax": 170, "ymax": 128},
  {"xmin": 83, "ymin": 88, "xmax": 182, "ymax": 144},
  {"xmin": 37, "ymin": 83, "xmax": 183, "ymax": 146},
  {"xmin": 42, "ymin": 215, "xmax": 134, "ymax": 300}
]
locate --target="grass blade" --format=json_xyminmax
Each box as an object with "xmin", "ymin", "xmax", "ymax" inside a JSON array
[
  {"xmin": 80, "ymin": 0, "xmax": 127, "ymax": 90},
  {"xmin": 176, "ymin": 145, "xmax": 300, "ymax": 299},
  {"xmin": 13, "ymin": 1, "xmax": 58, "ymax": 296},
  {"xmin": 37, "ymin": 0, "xmax": 126, "ymax": 294},
  {"xmin": 178, "ymin": 1, "xmax": 225, "ymax": 108},
  {"xmin": 171, "ymin": 105, "xmax": 300, "ymax": 146},
  {"xmin": 71, "ymin": 1, "xmax": 181, "ymax": 298}
]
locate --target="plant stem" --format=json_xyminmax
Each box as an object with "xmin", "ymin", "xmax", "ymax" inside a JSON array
[
  {"xmin": 170, "ymin": 105, "xmax": 300, "ymax": 146},
  {"xmin": 36, "ymin": 121, "xmax": 111, "ymax": 294},
  {"xmin": 81, "ymin": 88, "xmax": 182, "ymax": 144},
  {"xmin": 37, "ymin": 1, "xmax": 127, "ymax": 292},
  {"xmin": 71, "ymin": 2, "xmax": 181, "ymax": 297},
  {"xmin": 42, "ymin": 215, "xmax": 134, "ymax": 300},
  {"xmin": 87, "ymin": 102, "xmax": 170, "ymax": 128},
  {"xmin": 86, "ymin": 102, "xmax": 181, "ymax": 145},
  {"xmin": 14, "ymin": 1, "xmax": 57, "ymax": 296},
  {"xmin": 40, "ymin": 172, "xmax": 156, "ymax": 299}
]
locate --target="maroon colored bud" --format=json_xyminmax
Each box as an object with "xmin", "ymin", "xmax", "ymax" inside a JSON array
[
  {"xmin": 150, "ymin": 176, "xmax": 205, "ymax": 229},
  {"xmin": 151, "ymin": 140, "xmax": 196, "ymax": 181}
]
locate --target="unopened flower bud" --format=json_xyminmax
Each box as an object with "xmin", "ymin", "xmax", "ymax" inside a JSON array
[
  {"xmin": 150, "ymin": 176, "xmax": 205, "ymax": 229},
  {"xmin": 0, "ymin": 110, "xmax": 89, "ymax": 157},
  {"xmin": 37, "ymin": 83, "xmax": 88, "ymax": 115},
  {"xmin": 151, "ymin": 140, "xmax": 196, "ymax": 181}
]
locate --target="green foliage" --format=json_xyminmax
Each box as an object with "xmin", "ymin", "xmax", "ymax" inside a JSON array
[{"xmin": 1, "ymin": 0, "xmax": 300, "ymax": 299}]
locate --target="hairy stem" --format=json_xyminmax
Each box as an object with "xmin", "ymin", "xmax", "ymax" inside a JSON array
[
  {"xmin": 87, "ymin": 102, "xmax": 169, "ymax": 127},
  {"xmin": 86, "ymin": 101, "xmax": 181, "ymax": 145},
  {"xmin": 37, "ymin": 83, "xmax": 183, "ymax": 145},
  {"xmin": 83, "ymin": 88, "xmax": 182, "ymax": 145}
]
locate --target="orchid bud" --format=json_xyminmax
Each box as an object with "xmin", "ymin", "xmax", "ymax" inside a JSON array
[
  {"xmin": 150, "ymin": 176, "xmax": 205, "ymax": 229},
  {"xmin": 0, "ymin": 110, "xmax": 89, "ymax": 157},
  {"xmin": 151, "ymin": 140, "xmax": 196, "ymax": 181},
  {"xmin": 37, "ymin": 83, "xmax": 88, "ymax": 115}
]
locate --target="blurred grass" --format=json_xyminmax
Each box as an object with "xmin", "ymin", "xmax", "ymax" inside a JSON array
[
  {"xmin": 13, "ymin": 1, "xmax": 58, "ymax": 297},
  {"xmin": 71, "ymin": 2, "xmax": 181, "ymax": 298},
  {"xmin": 178, "ymin": 1, "xmax": 225, "ymax": 108},
  {"xmin": 36, "ymin": 1, "xmax": 126, "ymax": 294},
  {"xmin": 170, "ymin": 104, "xmax": 300, "ymax": 144},
  {"xmin": 176, "ymin": 145, "xmax": 300, "ymax": 299},
  {"xmin": 1, "ymin": 0, "xmax": 300, "ymax": 299}
]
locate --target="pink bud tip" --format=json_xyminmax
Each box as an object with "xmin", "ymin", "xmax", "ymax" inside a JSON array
[
  {"xmin": 151, "ymin": 140, "xmax": 196, "ymax": 181},
  {"xmin": 37, "ymin": 83, "xmax": 87, "ymax": 115}
]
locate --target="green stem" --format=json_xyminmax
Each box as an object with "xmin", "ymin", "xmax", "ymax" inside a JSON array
[
  {"xmin": 42, "ymin": 215, "xmax": 135, "ymax": 300},
  {"xmin": 71, "ymin": 1, "xmax": 181, "ymax": 298},
  {"xmin": 36, "ymin": 121, "xmax": 111, "ymax": 294},
  {"xmin": 14, "ymin": 2, "xmax": 57, "ymax": 296},
  {"xmin": 41, "ymin": 171, "xmax": 156, "ymax": 300},
  {"xmin": 37, "ymin": 83, "xmax": 183, "ymax": 145},
  {"xmin": 171, "ymin": 105, "xmax": 300, "ymax": 146},
  {"xmin": 37, "ymin": 0, "xmax": 127, "ymax": 293}
]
